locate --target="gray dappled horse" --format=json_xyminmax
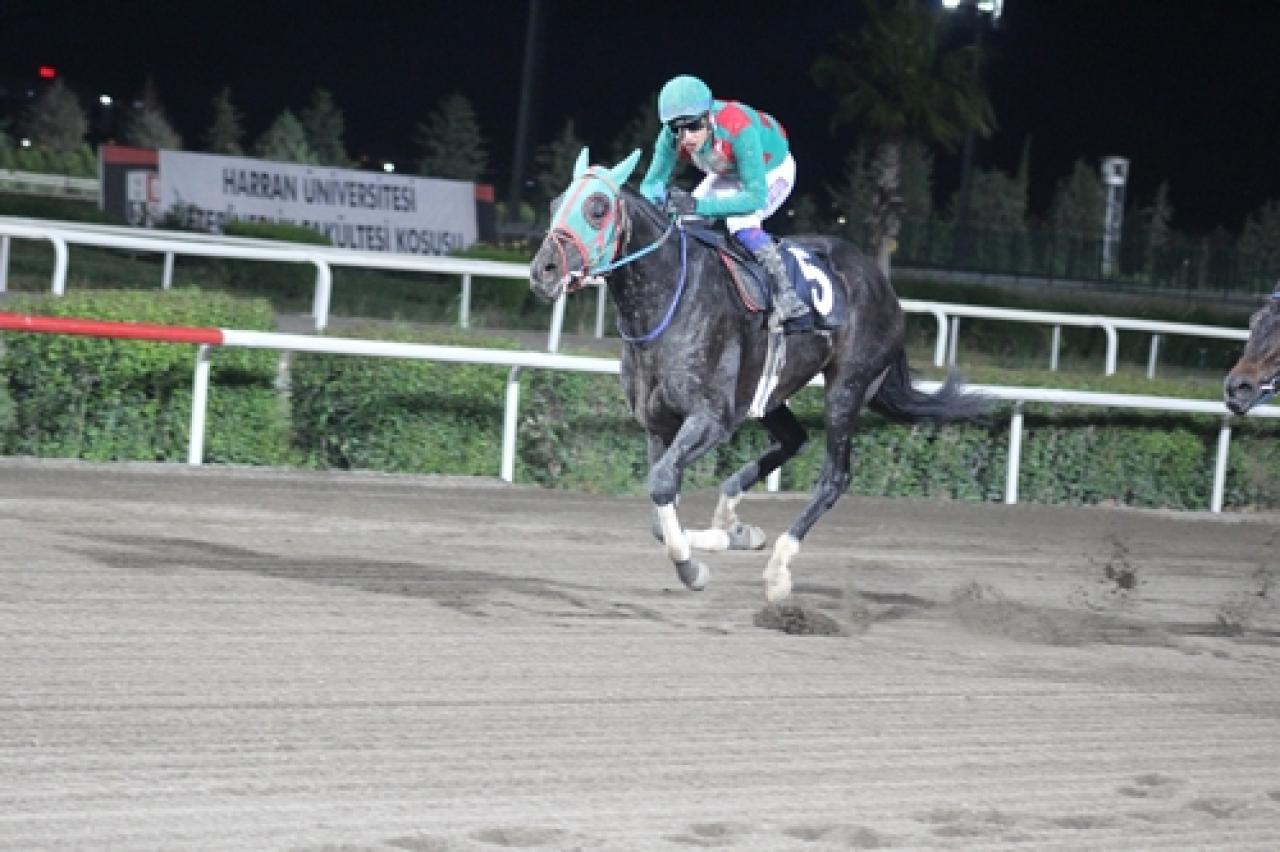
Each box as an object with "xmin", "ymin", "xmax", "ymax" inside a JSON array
[
  {"xmin": 1225, "ymin": 283, "xmax": 1280, "ymax": 415},
  {"xmin": 529, "ymin": 149, "xmax": 988, "ymax": 602}
]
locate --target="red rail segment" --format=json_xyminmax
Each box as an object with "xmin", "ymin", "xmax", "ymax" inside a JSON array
[{"xmin": 0, "ymin": 312, "xmax": 225, "ymax": 345}]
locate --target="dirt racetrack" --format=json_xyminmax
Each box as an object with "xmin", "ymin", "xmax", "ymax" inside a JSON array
[{"xmin": 2, "ymin": 457, "xmax": 1279, "ymax": 851}]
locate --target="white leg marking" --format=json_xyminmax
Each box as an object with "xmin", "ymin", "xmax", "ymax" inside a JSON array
[
  {"xmin": 656, "ymin": 503, "xmax": 691, "ymax": 563},
  {"xmin": 763, "ymin": 533, "xmax": 799, "ymax": 603},
  {"xmin": 686, "ymin": 528, "xmax": 731, "ymax": 551},
  {"xmin": 711, "ymin": 492, "xmax": 743, "ymax": 530}
]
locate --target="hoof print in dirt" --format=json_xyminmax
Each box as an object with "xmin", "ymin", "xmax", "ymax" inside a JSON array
[{"xmin": 754, "ymin": 604, "xmax": 846, "ymax": 636}]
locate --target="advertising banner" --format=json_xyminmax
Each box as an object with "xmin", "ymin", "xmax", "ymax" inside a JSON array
[
  {"xmin": 98, "ymin": 145, "xmax": 160, "ymax": 226},
  {"xmin": 156, "ymin": 150, "xmax": 478, "ymax": 255}
]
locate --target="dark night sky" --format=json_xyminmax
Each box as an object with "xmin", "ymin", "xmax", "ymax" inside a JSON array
[{"xmin": 3, "ymin": 0, "xmax": 1280, "ymax": 235}]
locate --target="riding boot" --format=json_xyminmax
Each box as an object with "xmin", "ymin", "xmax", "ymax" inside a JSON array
[{"xmin": 752, "ymin": 241, "xmax": 809, "ymax": 329}]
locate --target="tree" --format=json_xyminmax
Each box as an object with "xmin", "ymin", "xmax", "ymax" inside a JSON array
[
  {"xmin": 21, "ymin": 79, "xmax": 88, "ymax": 153},
  {"xmin": 123, "ymin": 78, "xmax": 182, "ymax": 150},
  {"xmin": 827, "ymin": 145, "xmax": 876, "ymax": 246},
  {"xmin": 812, "ymin": 0, "xmax": 994, "ymax": 277},
  {"xmin": 899, "ymin": 139, "xmax": 935, "ymax": 222},
  {"xmin": 969, "ymin": 170, "xmax": 1025, "ymax": 226},
  {"xmin": 254, "ymin": 109, "xmax": 315, "ymax": 164},
  {"xmin": 1142, "ymin": 180, "xmax": 1174, "ymax": 279},
  {"xmin": 533, "ymin": 119, "xmax": 586, "ymax": 211},
  {"xmin": 1049, "ymin": 159, "xmax": 1105, "ymax": 240},
  {"xmin": 609, "ymin": 93, "xmax": 659, "ymax": 185},
  {"xmin": 785, "ymin": 193, "xmax": 824, "ymax": 236},
  {"xmin": 205, "ymin": 87, "xmax": 245, "ymax": 155},
  {"xmin": 414, "ymin": 93, "xmax": 487, "ymax": 180},
  {"xmin": 300, "ymin": 88, "xmax": 347, "ymax": 166},
  {"xmin": 1047, "ymin": 159, "xmax": 1105, "ymax": 278},
  {"xmin": 1238, "ymin": 199, "xmax": 1280, "ymax": 282}
]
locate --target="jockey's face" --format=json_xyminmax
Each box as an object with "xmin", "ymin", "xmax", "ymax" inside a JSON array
[{"xmin": 668, "ymin": 114, "xmax": 710, "ymax": 154}]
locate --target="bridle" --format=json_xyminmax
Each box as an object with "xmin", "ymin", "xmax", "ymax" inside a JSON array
[
  {"xmin": 545, "ymin": 169, "xmax": 676, "ymax": 292},
  {"xmin": 1238, "ymin": 290, "xmax": 1280, "ymax": 400}
]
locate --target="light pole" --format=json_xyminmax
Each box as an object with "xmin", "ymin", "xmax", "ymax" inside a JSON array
[
  {"xmin": 943, "ymin": 0, "xmax": 1002, "ymax": 264},
  {"xmin": 505, "ymin": 0, "xmax": 543, "ymax": 235},
  {"xmin": 1100, "ymin": 156, "xmax": 1129, "ymax": 278}
]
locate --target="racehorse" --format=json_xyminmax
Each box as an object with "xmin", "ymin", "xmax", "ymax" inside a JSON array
[
  {"xmin": 1225, "ymin": 282, "xmax": 1280, "ymax": 415},
  {"xmin": 528, "ymin": 149, "xmax": 988, "ymax": 602}
]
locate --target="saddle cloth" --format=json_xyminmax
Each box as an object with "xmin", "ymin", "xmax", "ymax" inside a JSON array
[{"xmin": 684, "ymin": 225, "xmax": 847, "ymax": 334}]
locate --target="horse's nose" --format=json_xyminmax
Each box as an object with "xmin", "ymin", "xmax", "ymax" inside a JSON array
[
  {"xmin": 529, "ymin": 246, "xmax": 561, "ymax": 288},
  {"xmin": 1225, "ymin": 374, "xmax": 1252, "ymax": 397},
  {"xmin": 1224, "ymin": 373, "xmax": 1254, "ymax": 413}
]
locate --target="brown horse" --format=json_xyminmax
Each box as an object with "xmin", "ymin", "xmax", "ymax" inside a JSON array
[
  {"xmin": 528, "ymin": 149, "xmax": 988, "ymax": 602},
  {"xmin": 1225, "ymin": 284, "xmax": 1280, "ymax": 415}
]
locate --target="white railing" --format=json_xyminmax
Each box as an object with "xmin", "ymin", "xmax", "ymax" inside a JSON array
[
  {"xmin": 0, "ymin": 169, "xmax": 98, "ymax": 200},
  {"xmin": 905, "ymin": 300, "xmax": 1250, "ymax": 379},
  {"xmin": 192, "ymin": 329, "xmax": 1270, "ymax": 513},
  {"xmin": 0, "ymin": 215, "xmax": 1253, "ymax": 375},
  {"xmin": 0, "ymin": 311, "xmax": 1274, "ymax": 512},
  {"xmin": 0, "ymin": 215, "xmax": 598, "ymax": 353}
]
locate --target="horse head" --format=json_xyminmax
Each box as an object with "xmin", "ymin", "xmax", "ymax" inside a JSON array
[
  {"xmin": 1225, "ymin": 283, "xmax": 1280, "ymax": 414},
  {"xmin": 529, "ymin": 147, "xmax": 643, "ymax": 302}
]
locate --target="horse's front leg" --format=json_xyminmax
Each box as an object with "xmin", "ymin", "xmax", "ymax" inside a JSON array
[
  {"xmin": 648, "ymin": 413, "xmax": 730, "ymax": 591},
  {"xmin": 710, "ymin": 404, "xmax": 809, "ymax": 551}
]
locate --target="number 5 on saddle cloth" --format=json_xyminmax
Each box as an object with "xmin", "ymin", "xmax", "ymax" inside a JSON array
[{"xmin": 683, "ymin": 224, "xmax": 848, "ymax": 335}]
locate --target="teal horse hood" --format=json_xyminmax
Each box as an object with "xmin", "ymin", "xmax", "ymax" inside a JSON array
[{"xmin": 543, "ymin": 147, "xmax": 643, "ymax": 278}]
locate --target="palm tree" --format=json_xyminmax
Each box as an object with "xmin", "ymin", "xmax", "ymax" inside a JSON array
[{"xmin": 813, "ymin": 0, "xmax": 994, "ymax": 276}]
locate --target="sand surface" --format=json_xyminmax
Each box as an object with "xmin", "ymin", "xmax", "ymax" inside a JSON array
[{"xmin": 2, "ymin": 458, "xmax": 1279, "ymax": 850}]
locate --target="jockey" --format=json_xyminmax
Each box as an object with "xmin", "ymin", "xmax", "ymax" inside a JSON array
[{"xmin": 639, "ymin": 74, "xmax": 810, "ymax": 328}]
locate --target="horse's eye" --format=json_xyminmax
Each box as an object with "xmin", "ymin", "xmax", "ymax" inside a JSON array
[{"xmin": 583, "ymin": 192, "xmax": 611, "ymax": 228}]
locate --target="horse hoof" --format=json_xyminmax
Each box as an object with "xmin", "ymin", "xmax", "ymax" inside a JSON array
[
  {"xmin": 727, "ymin": 522, "xmax": 766, "ymax": 550},
  {"xmin": 764, "ymin": 572, "xmax": 793, "ymax": 603},
  {"xmin": 650, "ymin": 511, "xmax": 665, "ymax": 543},
  {"xmin": 676, "ymin": 559, "xmax": 710, "ymax": 591}
]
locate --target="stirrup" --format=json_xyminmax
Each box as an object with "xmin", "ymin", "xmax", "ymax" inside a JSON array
[{"xmin": 749, "ymin": 329, "xmax": 786, "ymax": 417}]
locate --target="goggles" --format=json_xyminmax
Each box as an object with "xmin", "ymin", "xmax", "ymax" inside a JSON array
[{"xmin": 667, "ymin": 115, "xmax": 708, "ymax": 135}]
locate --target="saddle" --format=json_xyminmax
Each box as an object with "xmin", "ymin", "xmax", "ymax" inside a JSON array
[{"xmin": 683, "ymin": 224, "xmax": 847, "ymax": 334}]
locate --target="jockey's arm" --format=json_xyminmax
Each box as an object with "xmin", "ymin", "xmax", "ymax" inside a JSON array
[
  {"xmin": 639, "ymin": 129, "xmax": 678, "ymax": 204},
  {"xmin": 693, "ymin": 124, "xmax": 770, "ymax": 219}
]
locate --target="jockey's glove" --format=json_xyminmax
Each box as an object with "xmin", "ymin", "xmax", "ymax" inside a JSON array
[{"xmin": 664, "ymin": 188, "xmax": 698, "ymax": 216}]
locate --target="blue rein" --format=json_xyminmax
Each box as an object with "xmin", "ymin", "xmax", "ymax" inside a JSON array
[
  {"xmin": 591, "ymin": 218, "xmax": 675, "ymax": 276},
  {"xmin": 615, "ymin": 224, "xmax": 689, "ymax": 345}
]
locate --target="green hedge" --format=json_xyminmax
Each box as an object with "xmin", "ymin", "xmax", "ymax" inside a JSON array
[
  {"xmin": 1, "ymin": 291, "xmax": 1277, "ymax": 510},
  {"xmin": 498, "ymin": 367, "xmax": 1280, "ymax": 510},
  {"xmin": 0, "ymin": 289, "xmax": 292, "ymax": 463},
  {"xmin": 288, "ymin": 325, "xmax": 517, "ymax": 473}
]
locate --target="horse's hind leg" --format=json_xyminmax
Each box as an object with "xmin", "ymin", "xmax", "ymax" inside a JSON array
[
  {"xmin": 764, "ymin": 392, "xmax": 864, "ymax": 603},
  {"xmin": 710, "ymin": 404, "xmax": 808, "ymax": 550}
]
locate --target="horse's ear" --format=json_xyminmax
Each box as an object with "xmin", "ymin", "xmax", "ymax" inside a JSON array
[
  {"xmin": 572, "ymin": 147, "xmax": 590, "ymax": 179},
  {"xmin": 611, "ymin": 149, "xmax": 643, "ymax": 185}
]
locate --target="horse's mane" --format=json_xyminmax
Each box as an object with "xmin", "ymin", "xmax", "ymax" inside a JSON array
[{"xmin": 621, "ymin": 183, "xmax": 667, "ymax": 231}]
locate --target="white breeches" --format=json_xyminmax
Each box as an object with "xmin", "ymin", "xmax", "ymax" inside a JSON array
[{"xmin": 693, "ymin": 154, "xmax": 796, "ymax": 233}]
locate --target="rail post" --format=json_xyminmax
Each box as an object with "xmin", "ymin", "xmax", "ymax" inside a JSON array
[
  {"xmin": 460, "ymin": 273, "xmax": 472, "ymax": 329},
  {"xmin": 1211, "ymin": 418, "xmax": 1231, "ymax": 513},
  {"xmin": 188, "ymin": 344, "xmax": 214, "ymax": 466},
  {"xmin": 501, "ymin": 367, "xmax": 522, "ymax": 483},
  {"xmin": 1005, "ymin": 403, "xmax": 1025, "ymax": 505}
]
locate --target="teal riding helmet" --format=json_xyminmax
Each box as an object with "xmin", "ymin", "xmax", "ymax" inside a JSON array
[{"xmin": 658, "ymin": 75, "xmax": 713, "ymax": 123}]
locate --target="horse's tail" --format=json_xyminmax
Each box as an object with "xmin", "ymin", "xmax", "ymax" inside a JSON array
[{"xmin": 869, "ymin": 351, "xmax": 991, "ymax": 423}]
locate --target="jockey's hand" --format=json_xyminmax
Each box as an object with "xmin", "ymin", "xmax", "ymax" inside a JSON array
[{"xmin": 663, "ymin": 188, "xmax": 698, "ymax": 217}]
